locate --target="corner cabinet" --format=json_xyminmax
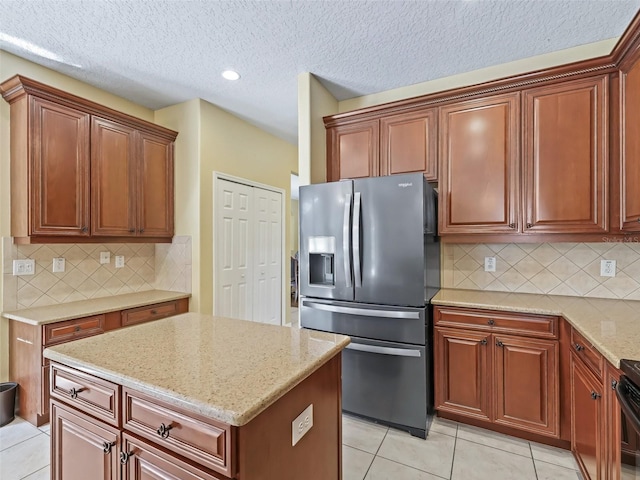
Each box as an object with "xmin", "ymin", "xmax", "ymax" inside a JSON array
[
  {"xmin": 523, "ymin": 76, "xmax": 609, "ymax": 234},
  {"xmin": 325, "ymin": 107, "xmax": 438, "ymax": 182},
  {"xmin": 438, "ymin": 93, "xmax": 520, "ymax": 234},
  {"xmin": 0, "ymin": 75, "xmax": 177, "ymax": 244}
]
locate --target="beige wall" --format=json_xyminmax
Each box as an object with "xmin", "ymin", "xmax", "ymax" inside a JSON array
[
  {"xmin": 0, "ymin": 50, "xmax": 156, "ymax": 381},
  {"xmin": 199, "ymin": 99, "xmax": 298, "ymax": 321}
]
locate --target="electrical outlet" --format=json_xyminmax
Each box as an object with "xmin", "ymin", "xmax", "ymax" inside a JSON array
[
  {"xmin": 115, "ymin": 255, "xmax": 125, "ymax": 268},
  {"xmin": 484, "ymin": 257, "xmax": 496, "ymax": 272},
  {"xmin": 52, "ymin": 257, "xmax": 65, "ymax": 273},
  {"xmin": 292, "ymin": 404, "xmax": 313, "ymax": 446},
  {"xmin": 600, "ymin": 260, "xmax": 616, "ymax": 277},
  {"xmin": 12, "ymin": 259, "xmax": 35, "ymax": 276},
  {"xmin": 99, "ymin": 251, "xmax": 111, "ymax": 264}
]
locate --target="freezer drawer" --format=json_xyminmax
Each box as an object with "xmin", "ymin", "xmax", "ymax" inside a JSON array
[
  {"xmin": 300, "ymin": 298, "xmax": 426, "ymax": 345},
  {"xmin": 342, "ymin": 336, "xmax": 429, "ymax": 438}
]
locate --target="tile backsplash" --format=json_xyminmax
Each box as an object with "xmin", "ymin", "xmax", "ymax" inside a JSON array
[
  {"xmin": 442, "ymin": 242, "xmax": 640, "ymax": 300},
  {"xmin": 2, "ymin": 236, "xmax": 192, "ymax": 311}
]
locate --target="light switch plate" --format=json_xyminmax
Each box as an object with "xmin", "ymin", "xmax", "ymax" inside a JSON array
[
  {"xmin": 292, "ymin": 404, "xmax": 313, "ymax": 446},
  {"xmin": 52, "ymin": 257, "xmax": 65, "ymax": 273},
  {"xmin": 600, "ymin": 260, "xmax": 616, "ymax": 277},
  {"xmin": 115, "ymin": 255, "xmax": 125, "ymax": 268},
  {"xmin": 99, "ymin": 251, "xmax": 111, "ymax": 264},
  {"xmin": 12, "ymin": 259, "xmax": 35, "ymax": 276},
  {"xmin": 484, "ymin": 257, "xmax": 496, "ymax": 272}
]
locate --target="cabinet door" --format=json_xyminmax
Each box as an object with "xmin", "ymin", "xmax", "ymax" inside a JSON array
[
  {"xmin": 494, "ymin": 335, "xmax": 559, "ymax": 437},
  {"xmin": 121, "ymin": 433, "xmax": 223, "ymax": 480},
  {"xmin": 618, "ymin": 51, "xmax": 640, "ymax": 232},
  {"xmin": 51, "ymin": 401, "xmax": 119, "ymax": 480},
  {"xmin": 571, "ymin": 353, "xmax": 605, "ymax": 480},
  {"xmin": 523, "ymin": 76, "xmax": 608, "ymax": 233},
  {"xmin": 434, "ymin": 327, "xmax": 491, "ymax": 421},
  {"xmin": 138, "ymin": 131, "xmax": 174, "ymax": 237},
  {"xmin": 30, "ymin": 97, "xmax": 90, "ymax": 236},
  {"xmin": 380, "ymin": 108, "xmax": 437, "ymax": 181},
  {"xmin": 91, "ymin": 117, "xmax": 137, "ymax": 236},
  {"xmin": 327, "ymin": 120, "xmax": 379, "ymax": 181},
  {"xmin": 604, "ymin": 363, "xmax": 621, "ymax": 480},
  {"xmin": 438, "ymin": 93, "xmax": 520, "ymax": 234}
]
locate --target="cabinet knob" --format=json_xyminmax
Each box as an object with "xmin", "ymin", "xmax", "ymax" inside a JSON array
[
  {"xmin": 81, "ymin": 226, "xmax": 88, "ymax": 233},
  {"xmin": 526, "ymin": 223, "xmax": 533, "ymax": 229},
  {"xmin": 480, "ymin": 338, "xmax": 488, "ymax": 345},
  {"xmin": 120, "ymin": 451, "xmax": 133, "ymax": 465},
  {"xmin": 611, "ymin": 379, "xmax": 618, "ymax": 390},
  {"xmin": 129, "ymin": 228, "xmax": 135, "ymax": 233},
  {"xmin": 637, "ymin": 218, "xmax": 640, "ymax": 223},
  {"xmin": 508, "ymin": 223, "xmax": 516, "ymax": 229},
  {"xmin": 590, "ymin": 391, "xmax": 601, "ymax": 400},
  {"xmin": 139, "ymin": 228, "xmax": 144, "ymax": 234},
  {"xmin": 151, "ymin": 310, "xmax": 157, "ymax": 315},
  {"xmin": 574, "ymin": 343, "xmax": 584, "ymax": 352},
  {"xmin": 69, "ymin": 387, "xmax": 85, "ymax": 399},
  {"xmin": 74, "ymin": 325, "xmax": 81, "ymax": 332},
  {"xmin": 487, "ymin": 319, "xmax": 495, "ymax": 326},
  {"xmin": 102, "ymin": 441, "xmax": 115, "ymax": 454},
  {"xmin": 496, "ymin": 340, "xmax": 504, "ymax": 347},
  {"xmin": 157, "ymin": 422, "xmax": 173, "ymax": 438}
]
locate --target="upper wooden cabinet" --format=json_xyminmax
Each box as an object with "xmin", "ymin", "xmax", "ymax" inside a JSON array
[
  {"xmin": 327, "ymin": 120, "xmax": 379, "ymax": 181},
  {"xmin": 326, "ymin": 108, "xmax": 438, "ymax": 182},
  {"xmin": 380, "ymin": 108, "xmax": 438, "ymax": 181},
  {"xmin": 523, "ymin": 76, "xmax": 609, "ymax": 234},
  {"xmin": 1, "ymin": 75, "xmax": 178, "ymax": 243},
  {"xmin": 613, "ymin": 45, "xmax": 640, "ymax": 233},
  {"xmin": 438, "ymin": 93, "xmax": 520, "ymax": 234}
]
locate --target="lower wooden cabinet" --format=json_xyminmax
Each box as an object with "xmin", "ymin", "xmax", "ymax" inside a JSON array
[
  {"xmin": 434, "ymin": 307, "xmax": 560, "ymax": 438},
  {"xmin": 51, "ymin": 401, "xmax": 120, "ymax": 480}
]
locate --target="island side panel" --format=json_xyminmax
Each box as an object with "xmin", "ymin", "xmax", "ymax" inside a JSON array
[{"xmin": 237, "ymin": 354, "xmax": 342, "ymax": 480}]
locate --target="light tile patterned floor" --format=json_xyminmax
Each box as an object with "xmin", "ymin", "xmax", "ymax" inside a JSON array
[{"xmin": 0, "ymin": 414, "xmax": 582, "ymax": 480}]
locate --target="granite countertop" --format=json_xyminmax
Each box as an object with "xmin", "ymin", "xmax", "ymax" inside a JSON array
[
  {"xmin": 432, "ymin": 289, "xmax": 640, "ymax": 368},
  {"xmin": 43, "ymin": 313, "xmax": 350, "ymax": 426},
  {"xmin": 1, "ymin": 290, "xmax": 191, "ymax": 325}
]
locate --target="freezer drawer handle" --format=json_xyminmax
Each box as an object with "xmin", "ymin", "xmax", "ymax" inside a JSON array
[
  {"xmin": 346, "ymin": 343, "xmax": 421, "ymax": 357},
  {"xmin": 352, "ymin": 192, "xmax": 362, "ymax": 287},
  {"xmin": 303, "ymin": 301, "xmax": 420, "ymax": 319},
  {"xmin": 343, "ymin": 193, "xmax": 352, "ymax": 288}
]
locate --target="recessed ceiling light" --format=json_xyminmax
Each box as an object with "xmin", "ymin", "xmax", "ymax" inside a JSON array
[{"xmin": 222, "ymin": 70, "xmax": 240, "ymax": 81}]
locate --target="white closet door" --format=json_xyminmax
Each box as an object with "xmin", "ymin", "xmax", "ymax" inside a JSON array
[
  {"xmin": 215, "ymin": 179, "xmax": 253, "ymax": 320},
  {"xmin": 252, "ymin": 188, "xmax": 282, "ymax": 325}
]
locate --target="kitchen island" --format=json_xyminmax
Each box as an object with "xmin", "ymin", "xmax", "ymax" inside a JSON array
[{"xmin": 43, "ymin": 313, "xmax": 350, "ymax": 480}]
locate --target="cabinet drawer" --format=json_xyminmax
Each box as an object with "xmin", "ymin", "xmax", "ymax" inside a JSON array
[
  {"xmin": 50, "ymin": 363, "xmax": 120, "ymax": 426},
  {"xmin": 434, "ymin": 307, "xmax": 558, "ymax": 339},
  {"xmin": 121, "ymin": 301, "xmax": 178, "ymax": 327},
  {"xmin": 43, "ymin": 314, "xmax": 105, "ymax": 346},
  {"xmin": 123, "ymin": 388, "xmax": 233, "ymax": 477},
  {"xmin": 570, "ymin": 327, "xmax": 603, "ymax": 378}
]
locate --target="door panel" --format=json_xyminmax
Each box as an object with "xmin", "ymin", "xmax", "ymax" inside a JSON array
[
  {"xmin": 354, "ymin": 174, "xmax": 428, "ymax": 307},
  {"xmin": 494, "ymin": 335, "xmax": 559, "ymax": 437},
  {"xmin": 139, "ymin": 132, "xmax": 174, "ymax": 237},
  {"xmin": 299, "ymin": 180, "xmax": 354, "ymax": 301},
  {"xmin": 215, "ymin": 179, "xmax": 253, "ymax": 320},
  {"xmin": 434, "ymin": 327, "xmax": 491, "ymax": 422},
  {"xmin": 30, "ymin": 97, "xmax": 90, "ymax": 236},
  {"xmin": 91, "ymin": 117, "xmax": 136, "ymax": 236},
  {"xmin": 327, "ymin": 120, "xmax": 379, "ymax": 181}
]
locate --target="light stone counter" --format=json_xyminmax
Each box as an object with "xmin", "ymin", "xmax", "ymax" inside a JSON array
[
  {"xmin": 432, "ymin": 289, "xmax": 640, "ymax": 368},
  {"xmin": 44, "ymin": 313, "xmax": 350, "ymax": 426},
  {"xmin": 2, "ymin": 290, "xmax": 191, "ymax": 325}
]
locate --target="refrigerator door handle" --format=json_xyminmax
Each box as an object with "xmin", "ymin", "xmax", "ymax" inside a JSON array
[
  {"xmin": 353, "ymin": 192, "xmax": 362, "ymax": 287},
  {"xmin": 302, "ymin": 300, "xmax": 420, "ymax": 319},
  {"xmin": 346, "ymin": 342, "xmax": 422, "ymax": 358},
  {"xmin": 343, "ymin": 193, "xmax": 352, "ymax": 288}
]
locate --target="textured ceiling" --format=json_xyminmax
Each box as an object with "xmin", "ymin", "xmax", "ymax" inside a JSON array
[{"xmin": 1, "ymin": 0, "xmax": 639, "ymax": 144}]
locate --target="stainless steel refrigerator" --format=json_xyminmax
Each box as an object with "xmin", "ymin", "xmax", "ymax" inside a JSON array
[{"xmin": 299, "ymin": 173, "xmax": 440, "ymax": 438}]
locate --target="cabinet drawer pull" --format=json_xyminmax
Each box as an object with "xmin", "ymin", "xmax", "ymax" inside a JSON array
[
  {"xmin": 574, "ymin": 343, "xmax": 584, "ymax": 352},
  {"xmin": 102, "ymin": 441, "xmax": 115, "ymax": 454},
  {"xmin": 496, "ymin": 340, "xmax": 504, "ymax": 347},
  {"xmin": 151, "ymin": 310, "xmax": 158, "ymax": 315},
  {"xmin": 480, "ymin": 338, "xmax": 487, "ymax": 345},
  {"xmin": 157, "ymin": 422, "xmax": 173, "ymax": 438},
  {"xmin": 74, "ymin": 326, "xmax": 81, "ymax": 332},
  {"xmin": 69, "ymin": 387, "xmax": 86, "ymax": 399},
  {"xmin": 487, "ymin": 319, "xmax": 495, "ymax": 326},
  {"xmin": 590, "ymin": 391, "xmax": 601, "ymax": 400},
  {"xmin": 120, "ymin": 451, "xmax": 133, "ymax": 465}
]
